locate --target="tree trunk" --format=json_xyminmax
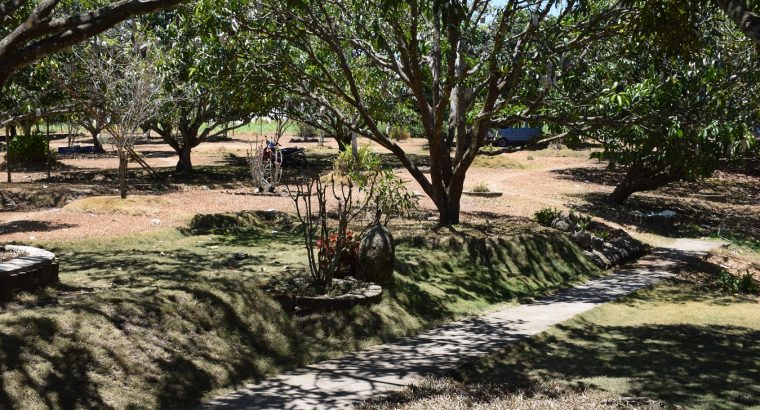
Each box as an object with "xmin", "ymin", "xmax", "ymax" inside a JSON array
[
  {"xmin": 609, "ymin": 167, "xmax": 681, "ymax": 204},
  {"xmin": 714, "ymin": 0, "xmax": 760, "ymax": 44},
  {"xmin": 175, "ymin": 144, "xmax": 193, "ymax": 175},
  {"xmin": 90, "ymin": 129, "xmax": 106, "ymax": 153},
  {"xmin": 609, "ymin": 182, "xmax": 635, "ymax": 204},
  {"xmin": 21, "ymin": 122, "xmax": 32, "ymax": 137},
  {"xmin": 118, "ymin": 153, "xmax": 129, "ymax": 199}
]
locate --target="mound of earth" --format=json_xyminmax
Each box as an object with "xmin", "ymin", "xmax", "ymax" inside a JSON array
[{"xmin": 188, "ymin": 210, "xmax": 301, "ymax": 233}]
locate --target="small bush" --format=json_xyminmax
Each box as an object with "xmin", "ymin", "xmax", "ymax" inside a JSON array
[
  {"xmin": 568, "ymin": 211, "xmax": 592, "ymax": 230},
  {"xmin": 317, "ymin": 230, "xmax": 360, "ymax": 277},
  {"xmin": 298, "ymin": 123, "xmax": 318, "ymax": 139},
  {"xmin": 8, "ymin": 133, "xmax": 54, "ymax": 164},
  {"xmin": 389, "ymin": 126, "xmax": 411, "ymax": 142},
  {"xmin": 716, "ymin": 269, "xmax": 760, "ymax": 294},
  {"xmin": 534, "ymin": 207, "xmax": 563, "ymax": 227},
  {"xmin": 527, "ymin": 155, "xmax": 535, "ymax": 160},
  {"xmin": 472, "ymin": 182, "xmax": 490, "ymax": 193}
]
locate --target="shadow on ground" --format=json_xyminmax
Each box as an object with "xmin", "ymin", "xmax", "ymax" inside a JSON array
[
  {"xmin": 0, "ymin": 220, "xmax": 598, "ymax": 408},
  {"xmin": 460, "ymin": 321, "xmax": 760, "ymax": 409}
]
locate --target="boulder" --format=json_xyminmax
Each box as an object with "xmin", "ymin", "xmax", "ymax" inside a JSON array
[
  {"xmin": 357, "ymin": 224, "xmax": 395, "ymax": 285},
  {"xmin": 551, "ymin": 217, "xmax": 575, "ymax": 232},
  {"xmin": 570, "ymin": 231, "xmax": 593, "ymax": 249},
  {"xmin": 591, "ymin": 235, "xmax": 606, "ymax": 251}
]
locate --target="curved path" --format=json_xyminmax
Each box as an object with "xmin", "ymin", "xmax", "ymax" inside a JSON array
[{"xmin": 201, "ymin": 238, "xmax": 723, "ymax": 410}]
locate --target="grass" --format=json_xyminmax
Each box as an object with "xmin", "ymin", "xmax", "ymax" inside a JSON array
[
  {"xmin": 361, "ymin": 378, "xmax": 665, "ymax": 410},
  {"xmin": 63, "ymin": 195, "xmax": 169, "ymax": 216},
  {"xmin": 225, "ymin": 120, "xmax": 299, "ymax": 136},
  {"xmin": 444, "ymin": 277, "xmax": 760, "ymax": 409},
  {"xmin": 471, "ymin": 182, "xmax": 490, "ymax": 193},
  {"xmin": 0, "ymin": 216, "xmax": 599, "ymax": 409},
  {"xmin": 472, "ymin": 155, "xmax": 527, "ymax": 170}
]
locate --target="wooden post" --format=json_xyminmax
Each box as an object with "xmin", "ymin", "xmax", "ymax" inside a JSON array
[
  {"xmin": 5, "ymin": 126, "xmax": 10, "ymax": 183},
  {"xmin": 46, "ymin": 122, "xmax": 51, "ymax": 179}
]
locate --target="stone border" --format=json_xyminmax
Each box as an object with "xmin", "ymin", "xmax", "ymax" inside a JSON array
[
  {"xmin": 269, "ymin": 281, "xmax": 383, "ymax": 315},
  {"xmin": 463, "ymin": 191, "xmax": 503, "ymax": 198},
  {"xmin": 0, "ymin": 245, "xmax": 59, "ymax": 297},
  {"xmin": 223, "ymin": 191, "xmax": 288, "ymax": 197}
]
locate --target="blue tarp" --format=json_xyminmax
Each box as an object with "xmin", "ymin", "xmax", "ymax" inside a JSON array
[
  {"xmin": 58, "ymin": 145, "xmax": 95, "ymax": 154},
  {"xmin": 496, "ymin": 128, "xmax": 542, "ymax": 145}
]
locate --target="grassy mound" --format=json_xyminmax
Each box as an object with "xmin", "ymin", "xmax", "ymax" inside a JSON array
[
  {"xmin": 64, "ymin": 195, "xmax": 168, "ymax": 216},
  {"xmin": 0, "ymin": 219, "xmax": 599, "ymax": 409},
  {"xmin": 188, "ymin": 210, "xmax": 302, "ymax": 234}
]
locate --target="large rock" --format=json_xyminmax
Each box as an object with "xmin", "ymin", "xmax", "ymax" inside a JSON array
[
  {"xmin": 551, "ymin": 217, "xmax": 576, "ymax": 232},
  {"xmin": 357, "ymin": 225, "xmax": 395, "ymax": 285},
  {"xmin": 570, "ymin": 231, "xmax": 593, "ymax": 249}
]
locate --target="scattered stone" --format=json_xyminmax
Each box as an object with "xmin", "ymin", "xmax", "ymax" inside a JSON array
[
  {"xmin": 357, "ymin": 224, "xmax": 395, "ymax": 285},
  {"xmin": 551, "ymin": 217, "xmax": 575, "ymax": 232},
  {"xmin": 233, "ymin": 252, "xmax": 248, "ymax": 260},
  {"xmin": 570, "ymin": 231, "xmax": 593, "ymax": 249},
  {"xmin": 151, "ymin": 219, "xmax": 161, "ymax": 225},
  {"xmin": 591, "ymin": 236, "xmax": 606, "ymax": 251}
]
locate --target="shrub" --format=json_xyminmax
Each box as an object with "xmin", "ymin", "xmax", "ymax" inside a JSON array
[
  {"xmin": 472, "ymin": 182, "xmax": 490, "ymax": 193},
  {"xmin": 389, "ymin": 126, "xmax": 411, "ymax": 142},
  {"xmin": 717, "ymin": 269, "xmax": 760, "ymax": 294},
  {"xmin": 317, "ymin": 230, "xmax": 360, "ymax": 277},
  {"xmin": 334, "ymin": 145, "xmax": 382, "ymax": 187},
  {"xmin": 568, "ymin": 211, "xmax": 592, "ymax": 230},
  {"xmin": 298, "ymin": 123, "xmax": 318, "ymax": 139},
  {"xmin": 8, "ymin": 133, "xmax": 54, "ymax": 164},
  {"xmin": 534, "ymin": 207, "xmax": 563, "ymax": 227}
]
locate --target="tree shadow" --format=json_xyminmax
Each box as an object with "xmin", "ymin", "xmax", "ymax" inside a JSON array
[
  {"xmin": 459, "ymin": 321, "xmax": 760, "ymax": 409},
  {"xmin": 568, "ymin": 192, "xmax": 760, "ymax": 242},
  {"xmin": 0, "ymin": 220, "xmax": 77, "ymax": 234}
]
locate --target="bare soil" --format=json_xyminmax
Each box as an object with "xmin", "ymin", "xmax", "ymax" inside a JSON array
[{"xmin": 1, "ymin": 133, "xmax": 758, "ymax": 244}]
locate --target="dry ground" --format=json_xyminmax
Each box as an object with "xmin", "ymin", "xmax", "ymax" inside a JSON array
[{"xmin": 1, "ymin": 132, "xmax": 758, "ymax": 246}]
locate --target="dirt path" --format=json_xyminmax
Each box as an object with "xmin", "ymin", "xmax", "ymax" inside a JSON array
[
  {"xmin": 0, "ymin": 141, "xmax": 605, "ymax": 242},
  {"xmin": 200, "ymin": 238, "xmax": 723, "ymax": 409}
]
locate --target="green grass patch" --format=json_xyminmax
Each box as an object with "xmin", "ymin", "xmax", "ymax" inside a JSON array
[
  {"xmin": 457, "ymin": 283, "xmax": 760, "ymax": 409},
  {"xmin": 473, "ymin": 155, "xmax": 527, "ymax": 170},
  {"xmin": 0, "ymin": 220, "xmax": 599, "ymax": 409}
]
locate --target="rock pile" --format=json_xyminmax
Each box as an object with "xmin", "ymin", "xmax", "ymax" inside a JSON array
[{"xmin": 550, "ymin": 217, "xmax": 648, "ymax": 269}]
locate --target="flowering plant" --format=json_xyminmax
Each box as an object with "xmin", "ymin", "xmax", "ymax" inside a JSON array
[{"xmin": 317, "ymin": 230, "xmax": 360, "ymax": 277}]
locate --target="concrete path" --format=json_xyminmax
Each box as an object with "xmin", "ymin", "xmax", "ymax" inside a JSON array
[{"xmin": 201, "ymin": 239, "xmax": 722, "ymax": 410}]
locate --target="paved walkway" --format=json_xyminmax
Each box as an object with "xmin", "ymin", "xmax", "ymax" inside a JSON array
[{"xmin": 201, "ymin": 238, "xmax": 722, "ymax": 410}]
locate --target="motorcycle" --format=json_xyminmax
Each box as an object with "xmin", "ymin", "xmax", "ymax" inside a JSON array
[{"xmin": 263, "ymin": 140, "xmax": 307, "ymax": 168}]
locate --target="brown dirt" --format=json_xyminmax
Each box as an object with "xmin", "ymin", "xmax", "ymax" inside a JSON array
[
  {"xmin": 707, "ymin": 246, "xmax": 760, "ymax": 280},
  {"xmin": 1, "ymin": 133, "xmax": 757, "ymax": 244}
]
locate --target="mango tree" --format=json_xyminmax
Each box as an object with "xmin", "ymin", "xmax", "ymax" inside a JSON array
[
  {"xmin": 552, "ymin": 8, "xmax": 758, "ymax": 203},
  {"xmin": 245, "ymin": 0, "xmax": 624, "ymax": 225},
  {"xmin": 146, "ymin": 0, "xmax": 279, "ymax": 175},
  {"xmin": 0, "ymin": 0, "xmax": 186, "ymax": 88}
]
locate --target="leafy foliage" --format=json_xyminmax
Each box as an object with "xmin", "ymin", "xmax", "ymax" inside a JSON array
[
  {"xmin": 551, "ymin": 6, "xmax": 759, "ymax": 202},
  {"xmin": 8, "ymin": 133, "xmax": 53, "ymax": 164},
  {"xmin": 534, "ymin": 207, "xmax": 564, "ymax": 227},
  {"xmin": 716, "ymin": 270, "xmax": 760, "ymax": 294}
]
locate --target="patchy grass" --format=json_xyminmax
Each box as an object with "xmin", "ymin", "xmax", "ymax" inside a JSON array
[
  {"xmin": 473, "ymin": 154, "xmax": 527, "ymax": 170},
  {"xmin": 64, "ymin": 195, "xmax": 169, "ymax": 216},
  {"xmin": 451, "ymin": 273, "xmax": 760, "ymax": 409},
  {"xmin": 471, "ymin": 182, "xmax": 491, "ymax": 193},
  {"xmin": 0, "ymin": 217, "xmax": 599, "ymax": 409},
  {"xmin": 529, "ymin": 147, "xmax": 592, "ymax": 158},
  {"xmin": 361, "ymin": 378, "xmax": 665, "ymax": 410}
]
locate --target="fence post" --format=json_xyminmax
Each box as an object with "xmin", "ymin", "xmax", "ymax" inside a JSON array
[{"xmin": 46, "ymin": 122, "xmax": 51, "ymax": 179}]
